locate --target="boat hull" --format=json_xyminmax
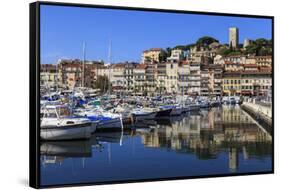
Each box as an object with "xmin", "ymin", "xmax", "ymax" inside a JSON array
[
  {"xmin": 184, "ymin": 105, "xmax": 200, "ymax": 112},
  {"xmin": 90, "ymin": 122, "xmax": 98, "ymax": 133},
  {"xmin": 41, "ymin": 123, "xmax": 92, "ymax": 141},
  {"xmin": 170, "ymin": 107, "xmax": 183, "ymax": 116},
  {"xmin": 96, "ymin": 118, "xmax": 122, "ymax": 130},
  {"xmin": 155, "ymin": 109, "xmax": 172, "ymax": 117},
  {"xmin": 132, "ymin": 112, "xmax": 157, "ymax": 120}
]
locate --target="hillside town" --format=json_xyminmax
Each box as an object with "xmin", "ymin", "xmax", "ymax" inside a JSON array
[
  {"xmin": 41, "ymin": 27, "xmax": 272, "ymax": 99},
  {"xmin": 38, "ymin": 3, "xmax": 274, "ymax": 184}
]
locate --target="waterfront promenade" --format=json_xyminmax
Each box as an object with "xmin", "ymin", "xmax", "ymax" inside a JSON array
[{"xmin": 242, "ymin": 99, "xmax": 272, "ymax": 127}]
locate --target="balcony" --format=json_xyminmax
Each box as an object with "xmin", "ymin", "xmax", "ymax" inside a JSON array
[
  {"xmin": 189, "ymin": 82, "xmax": 200, "ymax": 87},
  {"xmin": 178, "ymin": 82, "xmax": 188, "ymax": 87},
  {"xmin": 190, "ymin": 67, "xmax": 200, "ymax": 71},
  {"xmin": 188, "ymin": 76, "xmax": 200, "ymax": 81}
]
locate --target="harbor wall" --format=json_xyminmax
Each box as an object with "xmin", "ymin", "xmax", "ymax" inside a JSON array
[{"xmin": 241, "ymin": 101, "xmax": 272, "ymax": 128}]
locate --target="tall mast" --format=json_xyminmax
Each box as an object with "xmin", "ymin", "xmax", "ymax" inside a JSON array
[
  {"xmin": 82, "ymin": 42, "xmax": 86, "ymax": 88},
  {"xmin": 56, "ymin": 59, "xmax": 59, "ymax": 92},
  {"xmin": 108, "ymin": 39, "xmax": 112, "ymax": 95}
]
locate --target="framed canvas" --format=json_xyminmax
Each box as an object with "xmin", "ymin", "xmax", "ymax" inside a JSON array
[{"xmin": 30, "ymin": 1, "xmax": 274, "ymax": 188}]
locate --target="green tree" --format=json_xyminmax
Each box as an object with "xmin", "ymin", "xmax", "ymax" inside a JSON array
[
  {"xmin": 144, "ymin": 56, "xmax": 151, "ymax": 63},
  {"xmin": 244, "ymin": 38, "xmax": 272, "ymax": 56},
  {"xmin": 94, "ymin": 75, "xmax": 110, "ymax": 94},
  {"xmin": 196, "ymin": 36, "xmax": 219, "ymax": 47},
  {"xmin": 217, "ymin": 46, "xmax": 232, "ymax": 56},
  {"xmin": 166, "ymin": 47, "xmax": 172, "ymax": 57},
  {"xmin": 159, "ymin": 50, "xmax": 168, "ymax": 62},
  {"xmin": 173, "ymin": 45, "xmax": 187, "ymax": 51}
]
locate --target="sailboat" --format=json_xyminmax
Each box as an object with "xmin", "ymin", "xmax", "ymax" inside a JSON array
[{"xmin": 76, "ymin": 40, "xmax": 123, "ymax": 130}]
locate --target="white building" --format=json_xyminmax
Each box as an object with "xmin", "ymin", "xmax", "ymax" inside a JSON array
[
  {"xmin": 166, "ymin": 62, "xmax": 179, "ymax": 93},
  {"xmin": 178, "ymin": 61, "xmax": 190, "ymax": 94},
  {"xmin": 167, "ymin": 49, "xmax": 184, "ymax": 62}
]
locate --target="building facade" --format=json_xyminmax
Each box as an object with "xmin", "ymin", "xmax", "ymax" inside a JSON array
[
  {"xmin": 40, "ymin": 64, "xmax": 61, "ymax": 89},
  {"xmin": 229, "ymin": 27, "xmax": 239, "ymax": 49},
  {"xmin": 141, "ymin": 48, "xmax": 163, "ymax": 63}
]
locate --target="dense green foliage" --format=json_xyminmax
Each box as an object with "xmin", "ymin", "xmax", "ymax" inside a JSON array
[
  {"xmin": 94, "ymin": 75, "xmax": 110, "ymax": 93},
  {"xmin": 216, "ymin": 38, "xmax": 272, "ymax": 56},
  {"xmin": 195, "ymin": 36, "xmax": 219, "ymax": 47},
  {"xmin": 154, "ymin": 37, "xmax": 271, "ymax": 62},
  {"xmin": 244, "ymin": 38, "xmax": 272, "ymax": 56}
]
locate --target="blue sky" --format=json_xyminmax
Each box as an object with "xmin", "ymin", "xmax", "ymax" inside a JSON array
[{"xmin": 40, "ymin": 5, "xmax": 272, "ymax": 64}]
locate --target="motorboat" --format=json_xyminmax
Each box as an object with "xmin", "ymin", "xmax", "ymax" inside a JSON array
[
  {"xmin": 40, "ymin": 105, "xmax": 94, "ymax": 140},
  {"xmin": 75, "ymin": 109, "xmax": 123, "ymax": 130}
]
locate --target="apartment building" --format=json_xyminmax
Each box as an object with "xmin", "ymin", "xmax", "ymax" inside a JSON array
[
  {"xmin": 141, "ymin": 48, "xmax": 163, "ymax": 63},
  {"xmin": 59, "ymin": 59, "xmax": 89, "ymax": 89},
  {"xmin": 166, "ymin": 62, "xmax": 179, "ymax": 94},
  {"xmin": 210, "ymin": 65, "xmax": 223, "ymax": 96},
  {"xmin": 222, "ymin": 71, "xmax": 241, "ymax": 96},
  {"xmin": 133, "ymin": 64, "xmax": 147, "ymax": 95},
  {"xmin": 40, "ymin": 64, "xmax": 61, "ymax": 88},
  {"xmin": 145, "ymin": 64, "xmax": 157, "ymax": 95},
  {"xmin": 110, "ymin": 64, "xmax": 125, "ymax": 92},
  {"xmin": 178, "ymin": 61, "xmax": 190, "ymax": 95},
  {"xmin": 200, "ymin": 68, "xmax": 210, "ymax": 96},
  {"xmin": 241, "ymin": 70, "xmax": 272, "ymax": 96},
  {"xmin": 167, "ymin": 49, "xmax": 185, "ymax": 62},
  {"xmin": 188, "ymin": 62, "xmax": 201, "ymax": 95},
  {"xmin": 255, "ymin": 56, "xmax": 272, "ymax": 67},
  {"xmin": 223, "ymin": 55, "xmax": 246, "ymax": 64},
  {"xmin": 124, "ymin": 63, "xmax": 136, "ymax": 93},
  {"xmin": 156, "ymin": 62, "xmax": 167, "ymax": 94}
]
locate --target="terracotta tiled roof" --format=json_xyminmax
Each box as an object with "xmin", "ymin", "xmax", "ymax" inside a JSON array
[
  {"xmin": 224, "ymin": 61, "xmax": 236, "ymax": 65},
  {"xmin": 143, "ymin": 48, "xmax": 162, "ymax": 52},
  {"xmin": 136, "ymin": 64, "xmax": 147, "ymax": 69},
  {"xmin": 112, "ymin": 64, "xmax": 125, "ymax": 68}
]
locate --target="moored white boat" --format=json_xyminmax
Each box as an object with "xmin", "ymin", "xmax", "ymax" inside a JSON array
[
  {"xmin": 76, "ymin": 109, "xmax": 123, "ymax": 130},
  {"xmin": 41, "ymin": 105, "xmax": 93, "ymax": 140}
]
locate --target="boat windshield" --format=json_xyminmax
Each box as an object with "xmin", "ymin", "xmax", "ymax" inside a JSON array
[
  {"xmin": 44, "ymin": 109, "xmax": 57, "ymax": 118},
  {"xmin": 57, "ymin": 107, "xmax": 72, "ymax": 118}
]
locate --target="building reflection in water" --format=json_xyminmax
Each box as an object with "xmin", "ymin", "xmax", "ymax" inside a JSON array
[
  {"xmin": 40, "ymin": 105, "xmax": 272, "ymax": 173},
  {"xmin": 139, "ymin": 105, "xmax": 272, "ymax": 171}
]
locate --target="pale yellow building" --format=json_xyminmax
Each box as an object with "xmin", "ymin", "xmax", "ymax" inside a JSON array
[
  {"xmin": 133, "ymin": 64, "xmax": 147, "ymax": 94},
  {"xmin": 40, "ymin": 64, "xmax": 61, "ymax": 88},
  {"xmin": 141, "ymin": 48, "xmax": 163, "ymax": 63},
  {"xmin": 222, "ymin": 72, "xmax": 241, "ymax": 96}
]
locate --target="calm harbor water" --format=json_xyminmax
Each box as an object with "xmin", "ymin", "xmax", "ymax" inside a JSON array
[{"xmin": 40, "ymin": 105, "xmax": 272, "ymax": 186}]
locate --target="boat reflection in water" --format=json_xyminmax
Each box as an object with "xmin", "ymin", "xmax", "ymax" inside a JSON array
[
  {"xmin": 41, "ymin": 140, "xmax": 92, "ymax": 158},
  {"xmin": 41, "ymin": 105, "xmax": 272, "ymax": 186}
]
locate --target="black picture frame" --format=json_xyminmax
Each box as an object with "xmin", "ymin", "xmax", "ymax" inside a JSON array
[{"xmin": 30, "ymin": 1, "xmax": 274, "ymax": 188}]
